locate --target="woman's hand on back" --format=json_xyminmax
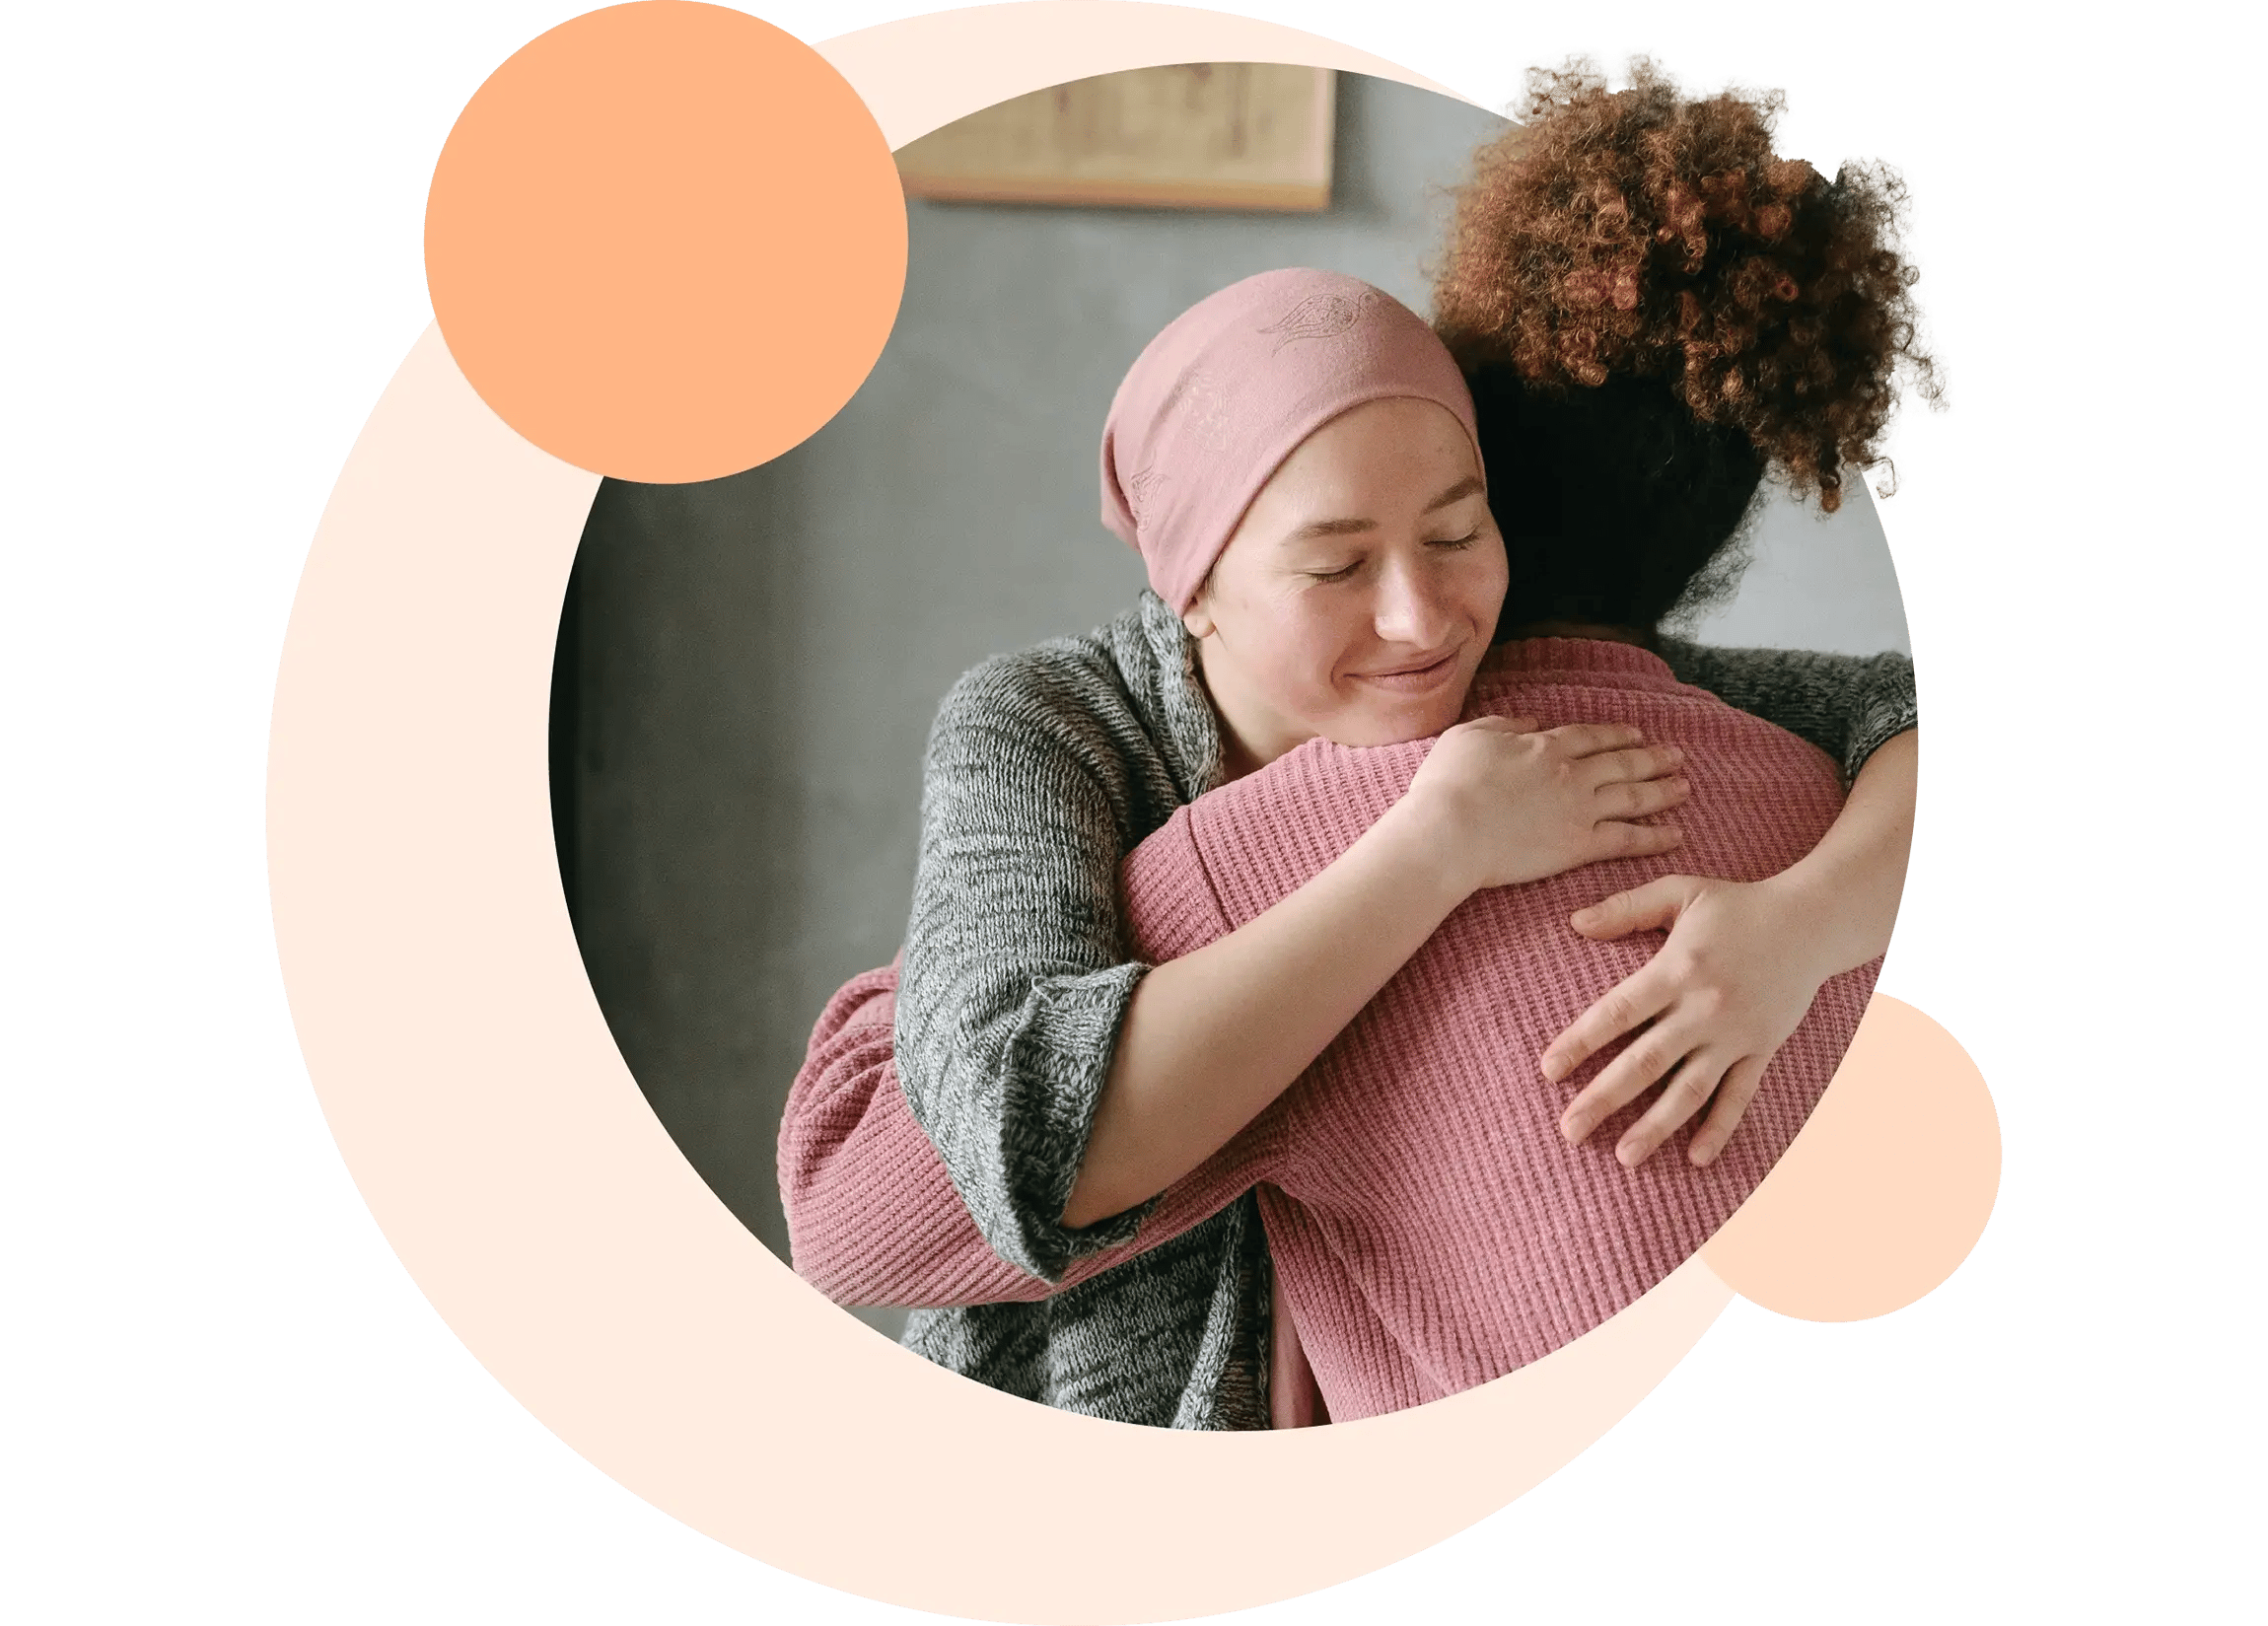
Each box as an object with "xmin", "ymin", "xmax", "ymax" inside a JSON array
[
  {"xmin": 1540, "ymin": 730, "xmax": 1916, "ymax": 1168},
  {"xmin": 1541, "ymin": 874, "xmax": 1831, "ymax": 1167},
  {"xmin": 1397, "ymin": 717, "xmax": 1689, "ymax": 894}
]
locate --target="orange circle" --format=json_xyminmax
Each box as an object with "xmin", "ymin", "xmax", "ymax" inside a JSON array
[
  {"xmin": 1703, "ymin": 995, "xmax": 2001, "ymax": 1320},
  {"xmin": 424, "ymin": 1, "xmax": 906, "ymax": 482}
]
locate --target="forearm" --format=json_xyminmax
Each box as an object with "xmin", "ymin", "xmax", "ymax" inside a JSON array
[
  {"xmin": 1061, "ymin": 801, "xmax": 1467, "ymax": 1227},
  {"xmin": 1762, "ymin": 727, "xmax": 1916, "ymax": 974}
]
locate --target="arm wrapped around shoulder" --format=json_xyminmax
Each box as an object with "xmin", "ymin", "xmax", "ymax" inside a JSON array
[
  {"xmin": 887, "ymin": 653, "xmax": 1170, "ymax": 1282},
  {"xmin": 1655, "ymin": 637, "xmax": 1917, "ymax": 783},
  {"xmin": 777, "ymin": 826, "xmax": 1263, "ymax": 1306}
]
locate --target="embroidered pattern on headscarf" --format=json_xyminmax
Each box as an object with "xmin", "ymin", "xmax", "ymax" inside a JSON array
[
  {"xmin": 1125, "ymin": 464, "xmax": 1169, "ymax": 529},
  {"xmin": 1159, "ymin": 366, "xmax": 1239, "ymax": 454},
  {"xmin": 1258, "ymin": 284, "xmax": 1384, "ymax": 351}
]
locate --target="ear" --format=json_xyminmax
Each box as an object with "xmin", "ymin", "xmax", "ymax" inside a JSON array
[{"xmin": 1179, "ymin": 579, "xmax": 1216, "ymax": 640}]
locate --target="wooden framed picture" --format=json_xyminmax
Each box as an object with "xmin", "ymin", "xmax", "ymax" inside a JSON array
[{"xmin": 894, "ymin": 63, "xmax": 1336, "ymax": 213}]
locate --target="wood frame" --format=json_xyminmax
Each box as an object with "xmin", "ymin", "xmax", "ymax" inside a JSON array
[{"xmin": 894, "ymin": 63, "xmax": 1336, "ymax": 213}]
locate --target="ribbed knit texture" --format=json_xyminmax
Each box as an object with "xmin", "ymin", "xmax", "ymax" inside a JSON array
[
  {"xmin": 782, "ymin": 630, "xmax": 1885, "ymax": 1423},
  {"xmin": 780, "ymin": 594, "xmax": 1914, "ymax": 1424},
  {"xmin": 1121, "ymin": 639, "xmax": 1878, "ymax": 1417}
]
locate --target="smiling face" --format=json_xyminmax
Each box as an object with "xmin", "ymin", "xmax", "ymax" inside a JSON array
[{"xmin": 1182, "ymin": 395, "xmax": 1508, "ymax": 776}]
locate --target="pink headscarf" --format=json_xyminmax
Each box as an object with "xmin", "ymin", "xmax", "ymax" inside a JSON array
[{"xmin": 1099, "ymin": 268, "xmax": 1480, "ymax": 612}]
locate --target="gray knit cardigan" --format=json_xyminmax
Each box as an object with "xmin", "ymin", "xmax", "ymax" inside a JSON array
[{"xmin": 894, "ymin": 592, "xmax": 1916, "ymax": 1430}]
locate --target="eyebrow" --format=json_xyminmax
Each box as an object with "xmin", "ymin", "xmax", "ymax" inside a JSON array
[{"xmin": 1286, "ymin": 474, "xmax": 1488, "ymax": 541}]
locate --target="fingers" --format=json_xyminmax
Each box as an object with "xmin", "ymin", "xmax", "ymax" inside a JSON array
[
  {"xmin": 1613, "ymin": 1050, "xmax": 1728, "ymax": 1167},
  {"xmin": 1587, "ymin": 820, "xmax": 1685, "ymax": 863},
  {"xmin": 1558, "ymin": 1017, "xmax": 1690, "ymax": 1142},
  {"xmin": 1542, "ymin": 966, "xmax": 1676, "ymax": 1088},
  {"xmin": 1569, "ymin": 874, "xmax": 1705, "ymax": 942},
  {"xmin": 1542, "ymin": 722, "xmax": 1647, "ymax": 758},
  {"xmin": 1594, "ymin": 775, "xmax": 1690, "ymax": 821},
  {"xmin": 1581, "ymin": 743, "xmax": 1686, "ymax": 787},
  {"xmin": 1688, "ymin": 1054, "xmax": 1769, "ymax": 1166}
]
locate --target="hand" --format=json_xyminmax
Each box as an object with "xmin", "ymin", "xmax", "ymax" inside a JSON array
[
  {"xmin": 1541, "ymin": 873, "xmax": 1836, "ymax": 1168},
  {"xmin": 1397, "ymin": 717, "xmax": 1688, "ymax": 895}
]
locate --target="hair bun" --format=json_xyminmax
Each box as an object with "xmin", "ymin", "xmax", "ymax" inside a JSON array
[{"xmin": 1432, "ymin": 58, "xmax": 1939, "ymax": 513}]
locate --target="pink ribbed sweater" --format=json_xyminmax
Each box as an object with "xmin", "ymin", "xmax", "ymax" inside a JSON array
[{"xmin": 780, "ymin": 640, "xmax": 1879, "ymax": 1420}]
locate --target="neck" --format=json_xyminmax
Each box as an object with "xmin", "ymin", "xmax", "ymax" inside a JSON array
[{"xmin": 1192, "ymin": 639, "xmax": 1298, "ymax": 782}]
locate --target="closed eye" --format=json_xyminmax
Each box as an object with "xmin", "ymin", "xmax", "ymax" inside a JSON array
[{"xmin": 1308, "ymin": 534, "xmax": 1476, "ymax": 582}]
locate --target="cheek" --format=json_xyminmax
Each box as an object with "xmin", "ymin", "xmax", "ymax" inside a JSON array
[
  {"xmin": 1456, "ymin": 541, "xmax": 1511, "ymax": 621},
  {"xmin": 1430, "ymin": 571, "xmax": 1504, "ymax": 655},
  {"xmin": 1280, "ymin": 597, "xmax": 1368, "ymax": 698},
  {"xmin": 1240, "ymin": 593, "xmax": 1361, "ymax": 711}
]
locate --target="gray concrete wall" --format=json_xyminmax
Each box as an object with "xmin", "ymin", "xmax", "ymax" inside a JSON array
[{"xmin": 558, "ymin": 73, "xmax": 1912, "ymax": 1337}]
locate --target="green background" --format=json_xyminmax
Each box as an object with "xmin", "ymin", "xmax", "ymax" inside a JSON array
[{"xmin": 13, "ymin": 3, "xmax": 2249, "ymax": 1614}]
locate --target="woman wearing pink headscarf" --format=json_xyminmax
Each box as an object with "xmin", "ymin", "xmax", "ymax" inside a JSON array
[
  {"xmin": 815, "ymin": 254, "xmax": 1917, "ymax": 1427},
  {"xmin": 803, "ymin": 28, "xmax": 1950, "ymax": 1433}
]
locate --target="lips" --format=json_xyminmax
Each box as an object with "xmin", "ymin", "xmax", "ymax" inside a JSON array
[{"xmin": 1351, "ymin": 647, "xmax": 1462, "ymax": 692}]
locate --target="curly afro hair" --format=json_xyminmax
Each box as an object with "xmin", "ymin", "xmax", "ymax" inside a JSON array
[{"xmin": 1435, "ymin": 59, "xmax": 1939, "ymax": 521}]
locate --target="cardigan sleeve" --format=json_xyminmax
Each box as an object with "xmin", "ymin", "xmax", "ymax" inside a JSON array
[
  {"xmin": 1653, "ymin": 637, "xmax": 1918, "ymax": 783},
  {"xmin": 782, "ymin": 790, "xmax": 1271, "ymax": 1308},
  {"xmin": 890, "ymin": 656, "xmax": 1162, "ymax": 1282},
  {"xmin": 778, "ymin": 958, "xmax": 1263, "ymax": 1308},
  {"xmin": 778, "ymin": 965, "xmax": 1041, "ymax": 1306}
]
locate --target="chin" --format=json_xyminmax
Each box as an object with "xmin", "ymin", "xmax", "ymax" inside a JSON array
[{"xmin": 1333, "ymin": 696, "xmax": 1464, "ymax": 748}]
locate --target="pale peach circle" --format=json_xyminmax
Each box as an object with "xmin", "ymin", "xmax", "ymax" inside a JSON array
[
  {"xmin": 272, "ymin": 282, "xmax": 1739, "ymax": 1626},
  {"xmin": 1703, "ymin": 995, "xmax": 2001, "ymax": 1320},
  {"xmin": 424, "ymin": 1, "xmax": 906, "ymax": 483},
  {"xmin": 269, "ymin": 6, "xmax": 1989, "ymax": 1620}
]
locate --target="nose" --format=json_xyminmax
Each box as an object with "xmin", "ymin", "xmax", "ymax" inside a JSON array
[{"xmin": 1371, "ymin": 550, "xmax": 1454, "ymax": 651}]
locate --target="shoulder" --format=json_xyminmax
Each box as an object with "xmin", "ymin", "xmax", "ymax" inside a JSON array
[
  {"xmin": 926, "ymin": 609, "xmax": 1154, "ymax": 782},
  {"xmin": 918, "ymin": 601, "xmax": 1185, "ymax": 829},
  {"xmin": 935, "ymin": 612, "xmax": 1147, "ymax": 742},
  {"xmin": 925, "ymin": 595, "xmax": 1216, "ymax": 812}
]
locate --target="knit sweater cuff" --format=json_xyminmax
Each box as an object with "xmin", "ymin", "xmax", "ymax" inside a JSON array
[
  {"xmin": 1842, "ymin": 659, "xmax": 1918, "ymax": 782},
  {"xmin": 990, "ymin": 960, "xmax": 1156, "ymax": 1280}
]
